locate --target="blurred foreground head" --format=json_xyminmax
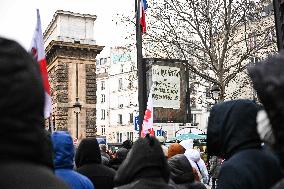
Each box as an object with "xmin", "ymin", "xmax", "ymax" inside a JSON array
[
  {"xmin": 0, "ymin": 37, "xmax": 46, "ymax": 163},
  {"xmin": 114, "ymin": 134, "xmax": 170, "ymax": 188},
  {"xmin": 248, "ymin": 53, "xmax": 284, "ymax": 166}
]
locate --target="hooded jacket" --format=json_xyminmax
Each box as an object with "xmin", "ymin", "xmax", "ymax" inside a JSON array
[
  {"xmin": 0, "ymin": 37, "xmax": 70, "ymax": 189},
  {"xmin": 75, "ymin": 138, "xmax": 115, "ymax": 189},
  {"xmin": 114, "ymin": 135, "xmax": 173, "ymax": 189},
  {"xmin": 52, "ymin": 131, "xmax": 94, "ymax": 189},
  {"xmin": 207, "ymin": 100, "xmax": 282, "ymax": 189},
  {"xmin": 168, "ymin": 154, "xmax": 206, "ymax": 189},
  {"xmin": 184, "ymin": 149, "xmax": 208, "ymax": 184}
]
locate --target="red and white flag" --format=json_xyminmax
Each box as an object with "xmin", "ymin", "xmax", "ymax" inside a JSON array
[
  {"xmin": 141, "ymin": 91, "xmax": 155, "ymax": 137},
  {"xmin": 30, "ymin": 9, "xmax": 52, "ymax": 118},
  {"xmin": 140, "ymin": 0, "xmax": 148, "ymax": 33}
]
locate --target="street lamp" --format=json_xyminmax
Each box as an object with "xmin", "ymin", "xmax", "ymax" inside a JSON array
[
  {"xmin": 211, "ymin": 84, "xmax": 221, "ymax": 103},
  {"xmin": 73, "ymin": 97, "xmax": 82, "ymax": 139}
]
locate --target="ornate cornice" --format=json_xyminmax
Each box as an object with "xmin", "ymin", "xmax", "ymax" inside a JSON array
[{"xmin": 45, "ymin": 40, "xmax": 104, "ymax": 65}]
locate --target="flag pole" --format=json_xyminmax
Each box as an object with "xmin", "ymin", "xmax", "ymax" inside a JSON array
[{"xmin": 136, "ymin": 0, "xmax": 147, "ymax": 137}]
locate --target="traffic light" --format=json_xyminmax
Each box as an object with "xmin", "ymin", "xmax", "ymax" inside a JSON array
[{"xmin": 274, "ymin": 0, "xmax": 284, "ymax": 50}]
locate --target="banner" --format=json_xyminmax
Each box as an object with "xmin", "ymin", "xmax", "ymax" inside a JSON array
[{"xmin": 152, "ymin": 65, "xmax": 181, "ymax": 109}]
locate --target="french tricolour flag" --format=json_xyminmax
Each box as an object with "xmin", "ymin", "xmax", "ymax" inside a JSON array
[
  {"xmin": 30, "ymin": 9, "xmax": 52, "ymax": 119},
  {"xmin": 140, "ymin": 0, "xmax": 148, "ymax": 33}
]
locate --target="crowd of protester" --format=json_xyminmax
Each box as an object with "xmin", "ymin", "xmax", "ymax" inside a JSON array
[{"xmin": 2, "ymin": 36, "xmax": 284, "ymax": 189}]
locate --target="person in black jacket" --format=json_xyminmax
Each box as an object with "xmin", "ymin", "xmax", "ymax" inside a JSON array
[
  {"xmin": 114, "ymin": 134, "xmax": 173, "ymax": 189},
  {"xmin": 168, "ymin": 154, "xmax": 206, "ymax": 189},
  {"xmin": 0, "ymin": 37, "xmax": 70, "ymax": 189},
  {"xmin": 75, "ymin": 138, "xmax": 115, "ymax": 189},
  {"xmin": 207, "ymin": 99, "xmax": 282, "ymax": 189}
]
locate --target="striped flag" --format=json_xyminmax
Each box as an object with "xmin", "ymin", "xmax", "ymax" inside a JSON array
[
  {"xmin": 30, "ymin": 9, "xmax": 52, "ymax": 118},
  {"xmin": 140, "ymin": 0, "xmax": 148, "ymax": 33}
]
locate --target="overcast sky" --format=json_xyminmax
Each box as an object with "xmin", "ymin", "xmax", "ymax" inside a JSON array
[{"xmin": 0, "ymin": 0, "xmax": 134, "ymax": 49}]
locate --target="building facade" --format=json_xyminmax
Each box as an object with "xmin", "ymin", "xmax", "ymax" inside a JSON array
[{"xmin": 96, "ymin": 47, "xmax": 139, "ymax": 144}]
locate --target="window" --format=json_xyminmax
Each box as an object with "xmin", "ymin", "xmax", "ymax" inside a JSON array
[
  {"xmin": 101, "ymin": 109, "xmax": 105, "ymax": 120},
  {"xmin": 101, "ymin": 94, "xmax": 105, "ymax": 103},
  {"xmin": 117, "ymin": 132, "xmax": 119, "ymax": 143},
  {"xmin": 101, "ymin": 125, "xmax": 105, "ymax": 135},
  {"xmin": 119, "ymin": 133, "xmax": 123, "ymax": 143},
  {"xmin": 191, "ymin": 114, "xmax": 197, "ymax": 125},
  {"xmin": 100, "ymin": 58, "xmax": 104, "ymax": 65},
  {"xmin": 120, "ymin": 64, "xmax": 124, "ymax": 73},
  {"xmin": 104, "ymin": 58, "xmax": 107, "ymax": 64},
  {"xmin": 129, "ymin": 113, "xmax": 133, "ymax": 124},
  {"xmin": 101, "ymin": 81, "xmax": 105, "ymax": 90},
  {"xmin": 118, "ymin": 78, "xmax": 123, "ymax": 90},
  {"xmin": 130, "ymin": 132, "xmax": 133, "ymax": 141},
  {"xmin": 118, "ymin": 114, "xmax": 122, "ymax": 124}
]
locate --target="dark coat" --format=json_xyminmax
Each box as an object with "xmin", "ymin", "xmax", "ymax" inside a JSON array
[
  {"xmin": 209, "ymin": 156, "xmax": 222, "ymax": 179},
  {"xmin": 168, "ymin": 154, "xmax": 206, "ymax": 189},
  {"xmin": 272, "ymin": 179, "xmax": 284, "ymax": 189},
  {"xmin": 0, "ymin": 38, "xmax": 70, "ymax": 189},
  {"xmin": 114, "ymin": 135, "xmax": 172, "ymax": 189},
  {"xmin": 76, "ymin": 138, "xmax": 115, "ymax": 189},
  {"xmin": 207, "ymin": 100, "xmax": 282, "ymax": 189}
]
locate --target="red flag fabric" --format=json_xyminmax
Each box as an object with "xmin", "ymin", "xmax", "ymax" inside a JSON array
[
  {"xmin": 30, "ymin": 9, "xmax": 52, "ymax": 118},
  {"xmin": 141, "ymin": 91, "xmax": 155, "ymax": 137},
  {"xmin": 140, "ymin": 0, "xmax": 148, "ymax": 33}
]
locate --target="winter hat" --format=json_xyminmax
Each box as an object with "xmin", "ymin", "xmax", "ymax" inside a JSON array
[
  {"xmin": 168, "ymin": 143, "xmax": 186, "ymax": 159},
  {"xmin": 180, "ymin": 139, "xmax": 194, "ymax": 150},
  {"xmin": 114, "ymin": 134, "xmax": 170, "ymax": 186}
]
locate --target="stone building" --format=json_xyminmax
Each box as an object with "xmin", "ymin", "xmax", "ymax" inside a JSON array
[{"xmin": 44, "ymin": 10, "xmax": 103, "ymax": 139}]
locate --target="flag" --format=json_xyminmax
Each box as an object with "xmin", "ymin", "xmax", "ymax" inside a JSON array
[
  {"xmin": 30, "ymin": 9, "xmax": 52, "ymax": 118},
  {"xmin": 141, "ymin": 91, "xmax": 155, "ymax": 137},
  {"xmin": 140, "ymin": 0, "xmax": 148, "ymax": 33}
]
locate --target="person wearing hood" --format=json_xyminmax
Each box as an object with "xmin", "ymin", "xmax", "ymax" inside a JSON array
[
  {"xmin": 180, "ymin": 139, "xmax": 194, "ymax": 151},
  {"xmin": 109, "ymin": 147, "xmax": 129, "ymax": 170},
  {"xmin": 168, "ymin": 154, "xmax": 206, "ymax": 189},
  {"xmin": 184, "ymin": 149, "xmax": 208, "ymax": 184},
  {"xmin": 51, "ymin": 131, "xmax": 94, "ymax": 189},
  {"xmin": 114, "ymin": 135, "xmax": 173, "ymax": 189},
  {"xmin": 248, "ymin": 53, "xmax": 284, "ymax": 189},
  {"xmin": 207, "ymin": 99, "xmax": 282, "ymax": 189},
  {"xmin": 75, "ymin": 138, "xmax": 115, "ymax": 189},
  {"xmin": 0, "ymin": 37, "xmax": 70, "ymax": 189}
]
